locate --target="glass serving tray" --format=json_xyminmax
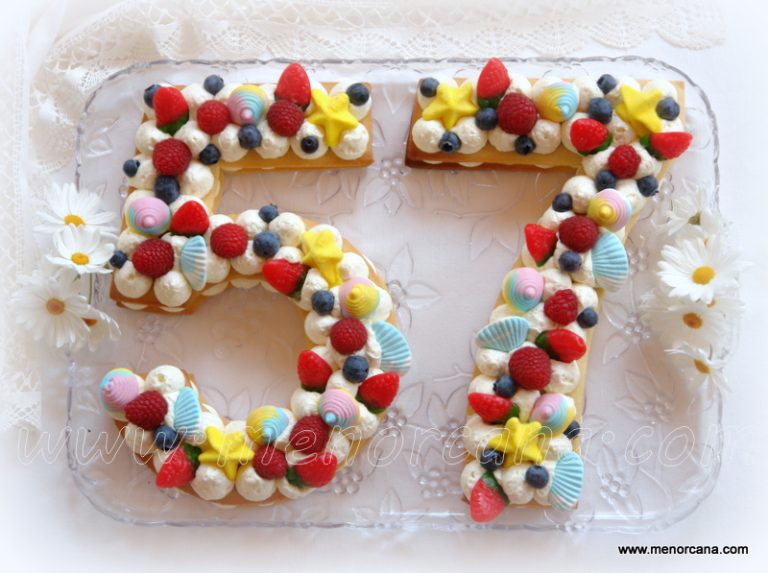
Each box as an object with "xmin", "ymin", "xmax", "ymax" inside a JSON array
[{"xmin": 69, "ymin": 57, "xmax": 724, "ymax": 531}]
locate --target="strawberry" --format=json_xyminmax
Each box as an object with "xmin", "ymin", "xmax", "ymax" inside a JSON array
[
  {"xmin": 153, "ymin": 86, "xmax": 189, "ymax": 135},
  {"xmin": 641, "ymin": 131, "xmax": 693, "ymax": 161},
  {"xmin": 274, "ymin": 63, "xmax": 311, "ymax": 109},
  {"xmin": 535, "ymin": 329, "xmax": 587, "ymax": 363},
  {"xmin": 266, "ymin": 100, "xmax": 305, "ymax": 137},
  {"xmin": 297, "ymin": 350, "xmax": 333, "ymax": 391},
  {"xmin": 289, "ymin": 414, "xmax": 331, "ymax": 454},
  {"xmin": 468, "ymin": 392, "xmax": 518, "ymax": 424},
  {"xmin": 607, "ymin": 144, "xmax": 640, "ymax": 179},
  {"xmin": 570, "ymin": 118, "xmax": 612, "ymax": 155},
  {"xmin": 496, "ymin": 92, "xmax": 538, "ymax": 135},
  {"xmin": 329, "ymin": 318, "xmax": 368, "ymax": 355},
  {"xmin": 476, "ymin": 57, "xmax": 510, "ymax": 108},
  {"xmin": 132, "ymin": 239, "xmax": 175, "ymax": 278},
  {"xmin": 508, "ymin": 347, "xmax": 551, "ymax": 391},
  {"xmin": 469, "ymin": 472, "xmax": 508, "ymax": 523},
  {"xmin": 262, "ymin": 259, "xmax": 309, "ymax": 297},
  {"xmin": 252, "ymin": 444, "xmax": 288, "ymax": 479},
  {"xmin": 356, "ymin": 372, "xmax": 399, "ymax": 413},
  {"xmin": 543, "ymin": 289, "xmax": 579, "ymax": 325},
  {"xmin": 155, "ymin": 446, "xmax": 197, "ymax": 488},
  {"xmin": 524, "ymin": 224, "xmax": 558, "ymax": 266},
  {"xmin": 125, "ymin": 390, "xmax": 168, "ymax": 430},
  {"xmin": 152, "ymin": 138, "xmax": 192, "ymax": 176},
  {"xmin": 170, "ymin": 200, "xmax": 209, "ymax": 236},
  {"xmin": 196, "ymin": 100, "xmax": 230, "ymax": 135},
  {"xmin": 210, "ymin": 223, "xmax": 248, "ymax": 259},
  {"xmin": 287, "ymin": 452, "xmax": 338, "ymax": 488},
  {"xmin": 558, "ymin": 216, "xmax": 599, "ymax": 253}
]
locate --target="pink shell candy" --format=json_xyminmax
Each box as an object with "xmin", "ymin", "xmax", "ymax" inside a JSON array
[{"xmin": 126, "ymin": 196, "xmax": 171, "ymax": 236}]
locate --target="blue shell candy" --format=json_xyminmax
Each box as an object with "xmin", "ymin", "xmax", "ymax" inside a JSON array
[
  {"xmin": 476, "ymin": 317, "xmax": 530, "ymax": 353},
  {"xmin": 180, "ymin": 235, "xmax": 208, "ymax": 291},
  {"xmin": 173, "ymin": 387, "xmax": 201, "ymax": 436},
  {"xmin": 246, "ymin": 405, "xmax": 291, "ymax": 445},
  {"xmin": 548, "ymin": 451, "xmax": 584, "ymax": 510},
  {"xmin": 591, "ymin": 231, "xmax": 629, "ymax": 291},
  {"xmin": 371, "ymin": 321, "xmax": 412, "ymax": 375},
  {"xmin": 536, "ymin": 81, "xmax": 579, "ymax": 122}
]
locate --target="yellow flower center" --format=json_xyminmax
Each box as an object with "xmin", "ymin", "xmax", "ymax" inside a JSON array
[
  {"xmin": 71, "ymin": 252, "xmax": 90, "ymax": 265},
  {"xmin": 692, "ymin": 265, "xmax": 715, "ymax": 285},
  {"xmin": 45, "ymin": 298, "xmax": 66, "ymax": 315},
  {"xmin": 693, "ymin": 359, "xmax": 711, "ymax": 374},
  {"xmin": 682, "ymin": 312, "xmax": 703, "ymax": 329},
  {"xmin": 64, "ymin": 214, "xmax": 85, "ymax": 226},
  {"xmin": 83, "ymin": 318, "xmax": 97, "ymax": 326}
]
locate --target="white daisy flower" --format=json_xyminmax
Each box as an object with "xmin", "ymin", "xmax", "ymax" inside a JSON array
[
  {"xmin": 664, "ymin": 186, "xmax": 723, "ymax": 238},
  {"xmin": 658, "ymin": 235, "xmax": 743, "ymax": 304},
  {"xmin": 35, "ymin": 183, "xmax": 117, "ymax": 235},
  {"xmin": 47, "ymin": 225, "xmax": 115, "ymax": 275},
  {"xmin": 84, "ymin": 310, "xmax": 122, "ymax": 351},
  {"xmin": 666, "ymin": 343, "xmax": 728, "ymax": 396}
]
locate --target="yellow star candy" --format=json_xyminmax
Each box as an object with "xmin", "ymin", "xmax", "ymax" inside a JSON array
[
  {"xmin": 421, "ymin": 81, "xmax": 479, "ymax": 130},
  {"xmin": 302, "ymin": 228, "xmax": 343, "ymax": 287},
  {"xmin": 306, "ymin": 89, "xmax": 359, "ymax": 147},
  {"xmin": 487, "ymin": 418, "xmax": 544, "ymax": 466},
  {"xmin": 198, "ymin": 426, "xmax": 255, "ymax": 481},
  {"xmin": 614, "ymin": 85, "xmax": 664, "ymax": 137}
]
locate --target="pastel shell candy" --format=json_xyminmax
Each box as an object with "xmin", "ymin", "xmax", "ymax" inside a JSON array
[
  {"xmin": 339, "ymin": 277, "xmax": 380, "ymax": 319},
  {"xmin": 476, "ymin": 316, "xmax": 530, "ymax": 353},
  {"xmin": 548, "ymin": 451, "xmax": 584, "ymax": 510},
  {"xmin": 126, "ymin": 196, "xmax": 171, "ymax": 236},
  {"xmin": 371, "ymin": 321, "xmax": 412, "ymax": 375},
  {"xmin": 227, "ymin": 85, "xmax": 266, "ymax": 126},
  {"xmin": 530, "ymin": 393, "xmax": 576, "ymax": 435},
  {"xmin": 503, "ymin": 268, "xmax": 544, "ymax": 313},
  {"xmin": 180, "ymin": 235, "xmax": 208, "ymax": 291},
  {"xmin": 587, "ymin": 189, "xmax": 633, "ymax": 231},
  {"xmin": 246, "ymin": 405, "xmax": 290, "ymax": 445},
  {"xmin": 591, "ymin": 231, "xmax": 629, "ymax": 291},
  {"xmin": 99, "ymin": 368, "xmax": 140, "ymax": 419},
  {"xmin": 535, "ymin": 82, "xmax": 579, "ymax": 122},
  {"xmin": 319, "ymin": 388, "xmax": 360, "ymax": 429},
  {"xmin": 173, "ymin": 387, "xmax": 202, "ymax": 436}
]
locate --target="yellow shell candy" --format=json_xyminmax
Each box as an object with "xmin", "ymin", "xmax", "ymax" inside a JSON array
[
  {"xmin": 535, "ymin": 82, "xmax": 578, "ymax": 122},
  {"xmin": 246, "ymin": 405, "xmax": 290, "ymax": 445},
  {"xmin": 339, "ymin": 277, "xmax": 380, "ymax": 318}
]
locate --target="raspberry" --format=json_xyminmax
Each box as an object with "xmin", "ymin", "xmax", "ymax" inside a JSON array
[
  {"xmin": 170, "ymin": 200, "xmax": 209, "ymax": 236},
  {"xmin": 252, "ymin": 445, "xmax": 288, "ymax": 479},
  {"xmin": 152, "ymin": 138, "xmax": 192, "ymax": 176},
  {"xmin": 356, "ymin": 372, "xmax": 399, "ymax": 413},
  {"xmin": 289, "ymin": 415, "xmax": 331, "ymax": 454},
  {"xmin": 508, "ymin": 347, "xmax": 551, "ymax": 391},
  {"xmin": 132, "ymin": 239, "xmax": 174, "ymax": 278},
  {"xmin": 496, "ymin": 92, "xmax": 538, "ymax": 135},
  {"xmin": 569, "ymin": 118, "xmax": 612, "ymax": 154},
  {"xmin": 543, "ymin": 289, "xmax": 579, "ymax": 325},
  {"xmin": 607, "ymin": 144, "xmax": 640, "ymax": 179},
  {"xmin": 210, "ymin": 223, "xmax": 248, "ymax": 259},
  {"xmin": 290, "ymin": 452, "xmax": 338, "ymax": 488},
  {"xmin": 558, "ymin": 216, "xmax": 599, "ymax": 253},
  {"xmin": 329, "ymin": 318, "xmax": 368, "ymax": 355},
  {"xmin": 196, "ymin": 100, "xmax": 230, "ymax": 135},
  {"xmin": 266, "ymin": 100, "xmax": 304, "ymax": 137},
  {"xmin": 125, "ymin": 390, "xmax": 168, "ymax": 430}
]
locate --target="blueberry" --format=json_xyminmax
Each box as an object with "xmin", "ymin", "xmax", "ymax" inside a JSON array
[
  {"xmin": 655, "ymin": 97, "xmax": 680, "ymax": 121},
  {"xmin": 258, "ymin": 203, "xmax": 279, "ymax": 223},
  {"xmin": 595, "ymin": 169, "xmax": 617, "ymax": 191},
  {"xmin": 552, "ymin": 192, "xmax": 573, "ymax": 213},
  {"xmin": 637, "ymin": 175, "xmax": 659, "ymax": 197},
  {"xmin": 438, "ymin": 131, "xmax": 461, "ymax": 153},
  {"xmin": 122, "ymin": 158, "xmax": 140, "ymax": 177},
  {"xmin": 479, "ymin": 448, "xmax": 505, "ymax": 472},
  {"xmin": 564, "ymin": 420, "xmax": 581, "ymax": 439},
  {"xmin": 514, "ymin": 135, "xmax": 536, "ymax": 155},
  {"xmin": 154, "ymin": 425, "xmax": 180, "ymax": 450},
  {"xmin": 559, "ymin": 251, "xmax": 582, "ymax": 273},
  {"xmin": 420, "ymin": 77, "xmax": 439, "ymax": 98},
  {"xmin": 597, "ymin": 74, "xmax": 617, "ymax": 95},
  {"xmin": 342, "ymin": 355, "xmax": 369, "ymax": 383},
  {"xmin": 311, "ymin": 290, "xmax": 335, "ymax": 315},
  {"xmin": 587, "ymin": 97, "xmax": 613, "ymax": 124},
  {"xmin": 203, "ymin": 74, "xmax": 225, "ymax": 95},
  {"xmin": 525, "ymin": 464, "xmax": 549, "ymax": 489},
  {"xmin": 109, "ymin": 250, "xmax": 128, "ymax": 269},
  {"xmin": 300, "ymin": 135, "xmax": 319, "ymax": 154},
  {"xmin": 154, "ymin": 176, "xmax": 180, "ymax": 204},
  {"xmin": 198, "ymin": 144, "xmax": 221, "ymax": 165},
  {"xmin": 474, "ymin": 107, "xmax": 498, "ymax": 130},
  {"xmin": 577, "ymin": 307, "xmax": 598, "ymax": 328},
  {"xmin": 346, "ymin": 83, "xmax": 370, "ymax": 106},
  {"xmin": 238, "ymin": 125, "xmax": 262, "ymax": 149},
  {"xmin": 493, "ymin": 375, "xmax": 517, "ymax": 398},
  {"xmin": 143, "ymin": 84, "xmax": 160, "ymax": 108},
  {"xmin": 253, "ymin": 231, "xmax": 280, "ymax": 258}
]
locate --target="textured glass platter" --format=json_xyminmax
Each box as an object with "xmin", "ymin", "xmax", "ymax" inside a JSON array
[{"xmin": 69, "ymin": 57, "xmax": 723, "ymax": 531}]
